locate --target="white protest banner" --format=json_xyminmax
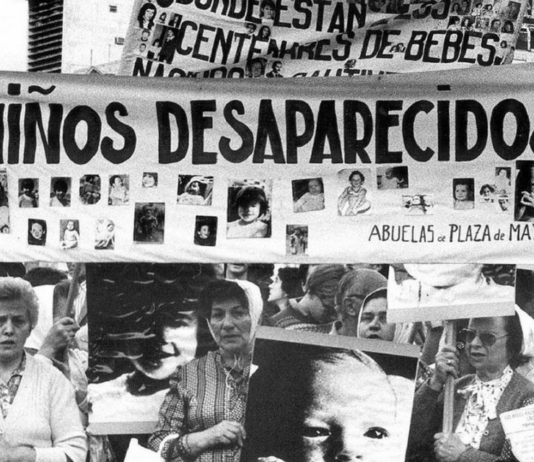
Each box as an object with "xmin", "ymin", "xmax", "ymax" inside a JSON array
[
  {"xmin": 501, "ymin": 405, "xmax": 534, "ymax": 462},
  {"xmin": 5, "ymin": 66, "xmax": 534, "ymax": 263},
  {"xmin": 119, "ymin": 0, "xmax": 528, "ymax": 78}
]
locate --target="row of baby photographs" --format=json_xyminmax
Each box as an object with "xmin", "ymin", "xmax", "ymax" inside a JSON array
[
  {"xmin": 15, "ymin": 173, "xmax": 212, "ymax": 208},
  {"xmin": 7, "ymin": 165, "xmax": 519, "ymax": 224},
  {"xmin": 26, "ymin": 211, "xmax": 309, "ymax": 254},
  {"xmin": 447, "ymin": 0, "xmax": 521, "ymax": 20},
  {"xmin": 136, "ymin": 0, "xmax": 276, "ymax": 32},
  {"xmin": 325, "ymin": 166, "xmax": 513, "ymax": 216},
  {"xmin": 135, "ymin": 0, "xmax": 275, "ymax": 53}
]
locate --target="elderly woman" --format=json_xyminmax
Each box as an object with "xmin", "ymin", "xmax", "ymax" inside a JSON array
[
  {"xmin": 409, "ymin": 314, "xmax": 534, "ymax": 461},
  {"xmin": 148, "ymin": 279, "xmax": 262, "ymax": 461},
  {"xmin": 0, "ymin": 277, "xmax": 86, "ymax": 462}
]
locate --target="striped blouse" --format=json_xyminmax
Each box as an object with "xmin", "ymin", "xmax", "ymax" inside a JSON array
[{"xmin": 148, "ymin": 350, "xmax": 249, "ymax": 462}]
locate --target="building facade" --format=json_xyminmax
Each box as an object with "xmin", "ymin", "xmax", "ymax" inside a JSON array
[{"xmin": 28, "ymin": 0, "xmax": 134, "ymax": 74}]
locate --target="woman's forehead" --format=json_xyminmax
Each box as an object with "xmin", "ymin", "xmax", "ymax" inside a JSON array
[
  {"xmin": 0, "ymin": 299, "xmax": 29, "ymax": 318},
  {"xmin": 212, "ymin": 298, "xmax": 246, "ymax": 311},
  {"xmin": 469, "ymin": 316, "xmax": 506, "ymax": 332}
]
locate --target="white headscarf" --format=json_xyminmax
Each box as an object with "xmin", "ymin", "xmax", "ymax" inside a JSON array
[
  {"xmin": 232, "ymin": 279, "xmax": 263, "ymax": 341},
  {"xmin": 516, "ymin": 305, "xmax": 534, "ymax": 357}
]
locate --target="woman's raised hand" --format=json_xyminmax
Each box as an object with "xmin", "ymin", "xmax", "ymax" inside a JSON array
[
  {"xmin": 429, "ymin": 345, "xmax": 459, "ymax": 391},
  {"xmin": 189, "ymin": 420, "xmax": 246, "ymax": 453}
]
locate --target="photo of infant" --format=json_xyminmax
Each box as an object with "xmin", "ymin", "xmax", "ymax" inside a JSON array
[
  {"xmin": 227, "ymin": 180, "xmax": 272, "ymax": 239},
  {"xmin": 134, "ymin": 202, "xmax": 165, "ymax": 243},
  {"xmin": 108, "ymin": 175, "xmax": 129, "ymax": 206},
  {"xmin": 95, "ymin": 218, "xmax": 115, "ymax": 250},
  {"xmin": 142, "ymin": 172, "xmax": 158, "ymax": 189},
  {"xmin": 79, "ymin": 175, "xmax": 101, "ymax": 205},
  {"xmin": 60, "ymin": 220, "xmax": 80, "ymax": 249},
  {"xmin": 453, "ymin": 178, "xmax": 474, "ymax": 210},
  {"xmin": 194, "ymin": 216, "xmax": 217, "ymax": 246},
  {"xmin": 338, "ymin": 169, "xmax": 372, "ymax": 216},
  {"xmin": 50, "ymin": 178, "xmax": 70, "ymax": 207},
  {"xmin": 177, "ymin": 175, "xmax": 213, "ymax": 206},
  {"xmin": 28, "ymin": 219, "xmax": 46, "ymax": 246},
  {"xmin": 377, "ymin": 167, "xmax": 408, "ymax": 190},
  {"xmin": 286, "ymin": 225, "xmax": 308, "ymax": 255},
  {"xmin": 292, "ymin": 178, "xmax": 325, "ymax": 213},
  {"xmin": 19, "ymin": 178, "xmax": 38, "ymax": 208}
]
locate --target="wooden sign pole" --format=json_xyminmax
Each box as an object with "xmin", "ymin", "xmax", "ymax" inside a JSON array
[
  {"xmin": 442, "ymin": 319, "xmax": 457, "ymax": 433},
  {"xmin": 55, "ymin": 263, "xmax": 83, "ymax": 366}
]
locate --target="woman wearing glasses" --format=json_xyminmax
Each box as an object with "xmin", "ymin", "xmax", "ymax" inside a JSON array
[{"xmin": 409, "ymin": 313, "xmax": 534, "ymax": 461}]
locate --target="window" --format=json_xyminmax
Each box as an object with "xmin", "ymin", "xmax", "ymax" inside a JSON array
[
  {"xmin": 115, "ymin": 37, "xmax": 125, "ymax": 45},
  {"xmin": 109, "ymin": 5, "xmax": 117, "ymax": 12}
]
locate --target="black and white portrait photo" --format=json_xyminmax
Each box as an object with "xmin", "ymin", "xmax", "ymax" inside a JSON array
[
  {"xmin": 133, "ymin": 202, "xmax": 165, "ymax": 244},
  {"xmin": 242, "ymin": 329, "xmax": 417, "ymax": 462},
  {"xmin": 87, "ymin": 263, "xmax": 217, "ymax": 431}
]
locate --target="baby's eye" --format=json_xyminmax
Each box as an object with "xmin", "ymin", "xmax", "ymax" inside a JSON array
[
  {"xmin": 302, "ymin": 426, "xmax": 331, "ymax": 439},
  {"xmin": 364, "ymin": 427, "xmax": 389, "ymax": 439}
]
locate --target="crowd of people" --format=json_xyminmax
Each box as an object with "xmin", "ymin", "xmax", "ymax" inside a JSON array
[{"xmin": 2, "ymin": 262, "xmax": 534, "ymax": 461}]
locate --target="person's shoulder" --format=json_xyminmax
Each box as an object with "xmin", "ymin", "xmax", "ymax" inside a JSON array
[
  {"xmin": 510, "ymin": 370, "xmax": 534, "ymax": 393},
  {"xmin": 182, "ymin": 352, "xmax": 215, "ymax": 372},
  {"xmin": 30, "ymin": 354, "xmax": 72, "ymax": 386}
]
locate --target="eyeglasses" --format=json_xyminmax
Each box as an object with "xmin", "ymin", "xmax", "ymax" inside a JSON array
[{"xmin": 460, "ymin": 328, "xmax": 508, "ymax": 347}]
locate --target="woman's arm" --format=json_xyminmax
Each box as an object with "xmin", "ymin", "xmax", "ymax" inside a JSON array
[
  {"xmin": 0, "ymin": 439, "xmax": 36, "ymax": 462},
  {"xmin": 148, "ymin": 379, "xmax": 187, "ymax": 455},
  {"xmin": 149, "ymin": 370, "xmax": 246, "ymax": 461},
  {"xmin": 40, "ymin": 368, "xmax": 87, "ymax": 462},
  {"xmin": 337, "ymin": 187, "xmax": 350, "ymax": 213},
  {"xmin": 170, "ymin": 421, "xmax": 246, "ymax": 459}
]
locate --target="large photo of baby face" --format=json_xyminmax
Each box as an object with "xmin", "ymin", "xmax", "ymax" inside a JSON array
[
  {"xmin": 242, "ymin": 329, "xmax": 418, "ymax": 462},
  {"xmin": 86, "ymin": 263, "xmax": 217, "ymax": 432},
  {"xmin": 227, "ymin": 180, "xmax": 272, "ymax": 238}
]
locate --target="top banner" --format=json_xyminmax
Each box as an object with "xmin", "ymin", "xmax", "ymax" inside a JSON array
[
  {"xmin": 3, "ymin": 66, "xmax": 534, "ymax": 263},
  {"xmin": 119, "ymin": 0, "xmax": 528, "ymax": 78}
]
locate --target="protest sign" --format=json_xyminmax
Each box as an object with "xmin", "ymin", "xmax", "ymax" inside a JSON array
[
  {"xmin": 86, "ymin": 263, "xmax": 216, "ymax": 434},
  {"xmin": 119, "ymin": 0, "xmax": 528, "ymax": 78},
  {"xmin": 242, "ymin": 327, "xmax": 419, "ymax": 462},
  {"xmin": 387, "ymin": 263, "xmax": 516, "ymax": 322},
  {"xmin": 501, "ymin": 405, "xmax": 534, "ymax": 462},
  {"xmin": 4, "ymin": 67, "xmax": 534, "ymax": 263}
]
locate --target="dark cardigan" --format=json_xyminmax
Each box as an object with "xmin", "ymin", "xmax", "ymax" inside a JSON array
[{"xmin": 408, "ymin": 371, "xmax": 534, "ymax": 462}]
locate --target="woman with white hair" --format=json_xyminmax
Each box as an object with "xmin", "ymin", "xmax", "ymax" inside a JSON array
[{"xmin": 0, "ymin": 277, "xmax": 86, "ymax": 462}]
